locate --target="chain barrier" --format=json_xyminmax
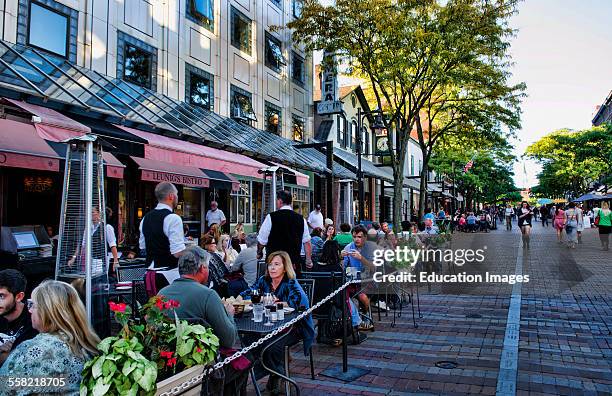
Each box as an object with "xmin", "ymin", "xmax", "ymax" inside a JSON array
[{"xmin": 158, "ymin": 277, "xmax": 361, "ymax": 396}]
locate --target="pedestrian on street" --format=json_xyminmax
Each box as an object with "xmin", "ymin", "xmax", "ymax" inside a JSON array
[
  {"xmin": 564, "ymin": 202, "xmax": 579, "ymax": 249},
  {"xmin": 257, "ymin": 190, "xmax": 313, "ymax": 275},
  {"xmin": 540, "ymin": 205, "xmax": 549, "ymax": 227},
  {"xmin": 505, "ymin": 204, "xmax": 513, "ymax": 230},
  {"xmin": 553, "ymin": 205, "xmax": 566, "ymax": 244},
  {"xmin": 518, "ymin": 201, "xmax": 533, "ymax": 248},
  {"xmin": 575, "ymin": 203, "xmax": 585, "ymax": 244},
  {"xmin": 595, "ymin": 202, "xmax": 611, "ymax": 251}
]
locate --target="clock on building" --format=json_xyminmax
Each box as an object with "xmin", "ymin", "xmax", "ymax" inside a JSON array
[{"xmin": 376, "ymin": 136, "xmax": 389, "ymax": 154}]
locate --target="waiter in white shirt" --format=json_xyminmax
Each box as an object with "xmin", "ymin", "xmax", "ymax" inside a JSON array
[
  {"xmin": 139, "ymin": 182, "xmax": 186, "ymax": 294},
  {"xmin": 205, "ymin": 201, "xmax": 226, "ymax": 230},
  {"xmin": 307, "ymin": 204, "xmax": 324, "ymax": 232},
  {"xmin": 257, "ymin": 190, "xmax": 312, "ymax": 275}
]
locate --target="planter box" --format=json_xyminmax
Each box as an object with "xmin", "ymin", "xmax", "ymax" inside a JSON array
[{"xmin": 155, "ymin": 365, "xmax": 205, "ymax": 396}]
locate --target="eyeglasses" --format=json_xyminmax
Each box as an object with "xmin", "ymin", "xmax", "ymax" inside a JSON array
[{"xmin": 26, "ymin": 299, "xmax": 35, "ymax": 310}]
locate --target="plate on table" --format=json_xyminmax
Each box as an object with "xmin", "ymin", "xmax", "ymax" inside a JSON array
[
  {"xmin": 115, "ymin": 286, "xmax": 132, "ymax": 291},
  {"xmin": 283, "ymin": 307, "xmax": 295, "ymax": 314}
]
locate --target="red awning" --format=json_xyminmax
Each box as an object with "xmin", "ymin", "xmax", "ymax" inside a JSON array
[
  {"xmin": 0, "ymin": 118, "xmax": 60, "ymax": 172},
  {"xmin": 102, "ymin": 152, "xmax": 125, "ymax": 179},
  {"xmin": 116, "ymin": 125, "xmax": 266, "ymax": 180},
  {"xmin": 131, "ymin": 156, "xmax": 210, "ymax": 188},
  {"xmin": 3, "ymin": 98, "xmax": 90, "ymax": 141}
]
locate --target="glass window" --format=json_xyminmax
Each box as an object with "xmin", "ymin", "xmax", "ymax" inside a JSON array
[
  {"xmin": 265, "ymin": 32, "xmax": 286, "ymax": 72},
  {"xmin": 123, "ymin": 44, "xmax": 153, "ymax": 88},
  {"xmin": 291, "ymin": 187, "xmax": 310, "ymax": 219},
  {"xmin": 265, "ymin": 102, "xmax": 282, "ymax": 135},
  {"xmin": 28, "ymin": 2, "xmax": 68, "ymax": 58},
  {"xmin": 410, "ymin": 155, "xmax": 415, "ymax": 175},
  {"xmin": 292, "ymin": 52, "xmax": 304, "ymax": 85},
  {"xmin": 419, "ymin": 159, "xmax": 423, "ymax": 173},
  {"xmin": 230, "ymin": 85, "xmax": 257, "ymax": 123},
  {"xmin": 188, "ymin": 70, "xmax": 212, "ymax": 110},
  {"xmin": 270, "ymin": 0, "xmax": 282, "ymax": 10},
  {"xmin": 230, "ymin": 181, "xmax": 252, "ymax": 224},
  {"xmin": 337, "ymin": 115, "xmax": 345, "ymax": 147},
  {"xmin": 231, "ymin": 7, "xmax": 251, "ymax": 54},
  {"xmin": 351, "ymin": 120, "xmax": 357, "ymax": 151},
  {"xmin": 363, "ymin": 127, "xmax": 370, "ymax": 155},
  {"xmin": 187, "ymin": 0, "xmax": 214, "ymax": 30},
  {"xmin": 293, "ymin": 0, "xmax": 303, "ymax": 18},
  {"xmin": 292, "ymin": 114, "xmax": 304, "ymax": 142},
  {"xmin": 343, "ymin": 118, "xmax": 349, "ymax": 148}
]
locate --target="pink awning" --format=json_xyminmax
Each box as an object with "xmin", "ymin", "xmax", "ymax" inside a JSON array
[
  {"xmin": 131, "ymin": 156, "xmax": 210, "ymax": 188},
  {"xmin": 0, "ymin": 118, "xmax": 60, "ymax": 172},
  {"xmin": 3, "ymin": 98, "xmax": 90, "ymax": 141},
  {"xmin": 102, "ymin": 152, "xmax": 125, "ymax": 179},
  {"xmin": 116, "ymin": 125, "xmax": 266, "ymax": 179}
]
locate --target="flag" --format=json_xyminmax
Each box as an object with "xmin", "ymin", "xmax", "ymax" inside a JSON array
[{"xmin": 463, "ymin": 159, "xmax": 474, "ymax": 173}]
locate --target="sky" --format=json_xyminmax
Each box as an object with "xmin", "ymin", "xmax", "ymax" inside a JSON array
[{"xmin": 508, "ymin": 0, "xmax": 612, "ymax": 188}]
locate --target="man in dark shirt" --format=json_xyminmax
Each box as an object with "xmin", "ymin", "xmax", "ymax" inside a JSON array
[{"xmin": 0, "ymin": 269, "xmax": 37, "ymax": 365}]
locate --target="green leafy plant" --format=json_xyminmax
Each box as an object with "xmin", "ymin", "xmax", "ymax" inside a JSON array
[{"xmin": 80, "ymin": 296, "xmax": 219, "ymax": 395}]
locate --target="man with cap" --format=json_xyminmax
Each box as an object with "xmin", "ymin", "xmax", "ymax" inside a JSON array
[
  {"xmin": 307, "ymin": 204, "xmax": 324, "ymax": 233},
  {"xmin": 258, "ymin": 190, "xmax": 313, "ymax": 274}
]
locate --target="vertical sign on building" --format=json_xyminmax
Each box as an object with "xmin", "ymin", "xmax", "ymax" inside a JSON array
[{"xmin": 317, "ymin": 51, "xmax": 343, "ymax": 115}]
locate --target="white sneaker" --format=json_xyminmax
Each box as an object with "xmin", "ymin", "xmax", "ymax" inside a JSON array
[{"xmin": 374, "ymin": 301, "xmax": 388, "ymax": 311}]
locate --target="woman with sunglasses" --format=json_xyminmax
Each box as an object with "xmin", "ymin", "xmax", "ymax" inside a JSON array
[{"xmin": 0, "ymin": 280, "xmax": 99, "ymax": 395}]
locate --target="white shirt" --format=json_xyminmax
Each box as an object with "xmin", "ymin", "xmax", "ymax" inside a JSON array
[
  {"xmin": 307, "ymin": 210, "xmax": 324, "ymax": 231},
  {"xmin": 139, "ymin": 203, "xmax": 186, "ymax": 256},
  {"xmin": 205, "ymin": 209, "xmax": 226, "ymax": 227},
  {"xmin": 257, "ymin": 205, "xmax": 311, "ymax": 245},
  {"xmin": 505, "ymin": 208, "xmax": 513, "ymax": 216}
]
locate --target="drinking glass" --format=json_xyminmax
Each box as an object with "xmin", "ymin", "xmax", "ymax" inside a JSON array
[
  {"xmin": 253, "ymin": 304, "xmax": 264, "ymax": 323},
  {"xmin": 251, "ymin": 289, "xmax": 262, "ymax": 304},
  {"xmin": 264, "ymin": 304, "xmax": 274, "ymax": 326}
]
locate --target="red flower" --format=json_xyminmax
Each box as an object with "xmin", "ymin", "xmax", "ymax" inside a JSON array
[
  {"xmin": 160, "ymin": 351, "xmax": 173, "ymax": 359},
  {"xmin": 196, "ymin": 347, "xmax": 202, "ymax": 353},
  {"xmin": 155, "ymin": 299, "xmax": 164, "ymax": 310},
  {"xmin": 166, "ymin": 357, "xmax": 177, "ymax": 367},
  {"xmin": 109, "ymin": 302, "xmax": 127, "ymax": 313},
  {"xmin": 170, "ymin": 300, "xmax": 180, "ymax": 308}
]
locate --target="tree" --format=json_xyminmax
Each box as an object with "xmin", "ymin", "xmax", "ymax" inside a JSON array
[
  {"xmin": 431, "ymin": 138, "xmax": 519, "ymax": 209},
  {"xmin": 288, "ymin": 0, "xmax": 524, "ymax": 229},
  {"xmin": 525, "ymin": 125, "xmax": 612, "ymax": 198}
]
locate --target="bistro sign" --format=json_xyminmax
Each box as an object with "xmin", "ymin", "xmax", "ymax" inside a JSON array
[
  {"xmin": 141, "ymin": 170, "xmax": 210, "ymax": 188},
  {"xmin": 317, "ymin": 51, "xmax": 343, "ymax": 115}
]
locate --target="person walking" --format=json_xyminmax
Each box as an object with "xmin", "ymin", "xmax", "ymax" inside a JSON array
[
  {"xmin": 564, "ymin": 202, "xmax": 579, "ymax": 249},
  {"xmin": 518, "ymin": 201, "xmax": 533, "ymax": 248},
  {"xmin": 553, "ymin": 205, "xmax": 566, "ymax": 244},
  {"xmin": 504, "ymin": 204, "xmax": 513, "ymax": 230},
  {"xmin": 539, "ymin": 205, "xmax": 549, "ymax": 227},
  {"xmin": 139, "ymin": 182, "xmax": 186, "ymax": 295},
  {"xmin": 257, "ymin": 190, "xmax": 312, "ymax": 275},
  {"xmin": 575, "ymin": 203, "xmax": 585, "ymax": 244},
  {"xmin": 595, "ymin": 202, "xmax": 611, "ymax": 251}
]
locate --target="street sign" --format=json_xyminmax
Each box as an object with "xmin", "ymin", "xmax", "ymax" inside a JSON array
[
  {"xmin": 317, "ymin": 101, "xmax": 343, "ymax": 115},
  {"xmin": 318, "ymin": 51, "xmax": 343, "ymax": 115}
]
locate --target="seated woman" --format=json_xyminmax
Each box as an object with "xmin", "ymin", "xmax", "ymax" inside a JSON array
[
  {"xmin": 309, "ymin": 228, "xmax": 325, "ymax": 264},
  {"xmin": 0, "ymin": 280, "xmax": 100, "ymax": 395},
  {"xmin": 241, "ymin": 251, "xmax": 315, "ymax": 393},
  {"xmin": 315, "ymin": 224, "xmax": 342, "ymax": 272},
  {"xmin": 201, "ymin": 235, "xmax": 247, "ymax": 297}
]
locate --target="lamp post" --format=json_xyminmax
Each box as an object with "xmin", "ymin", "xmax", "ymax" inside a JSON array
[{"xmin": 356, "ymin": 107, "xmax": 385, "ymax": 223}]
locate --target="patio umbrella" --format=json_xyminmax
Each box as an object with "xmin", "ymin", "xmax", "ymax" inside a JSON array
[
  {"xmin": 537, "ymin": 198, "xmax": 554, "ymax": 205},
  {"xmin": 574, "ymin": 193, "xmax": 600, "ymax": 202}
]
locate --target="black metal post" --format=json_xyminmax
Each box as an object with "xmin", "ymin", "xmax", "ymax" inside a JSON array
[
  {"xmin": 357, "ymin": 108, "xmax": 365, "ymax": 223},
  {"xmin": 341, "ymin": 270, "xmax": 348, "ymax": 372}
]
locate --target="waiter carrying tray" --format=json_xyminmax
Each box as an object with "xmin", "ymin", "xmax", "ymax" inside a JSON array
[
  {"xmin": 139, "ymin": 182, "xmax": 186, "ymax": 295},
  {"xmin": 257, "ymin": 190, "xmax": 312, "ymax": 276}
]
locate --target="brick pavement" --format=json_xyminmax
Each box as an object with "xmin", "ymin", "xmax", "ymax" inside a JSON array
[{"xmin": 246, "ymin": 223, "xmax": 612, "ymax": 395}]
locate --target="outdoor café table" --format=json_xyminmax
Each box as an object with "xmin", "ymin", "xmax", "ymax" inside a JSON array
[{"xmin": 234, "ymin": 310, "xmax": 300, "ymax": 396}]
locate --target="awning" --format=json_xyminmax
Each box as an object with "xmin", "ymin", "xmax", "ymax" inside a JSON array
[
  {"xmin": 3, "ymin": 98, "xmax": 91, "ymax": 141},
  {"xmin": 404, "ymin": 177, "xmax": 421, "ymax": 191},
  {"xmin": 0, "ymin": 118, "xmax": 60, "ymax": 171},
  {"xmin": 298, "ymin": 147, "xmax": 356, "ymax": 180},
  {"xmin": 271, "ymin": 162, "xmax": 310, "ymax": 187},
  {"xmin": 118, "ymin": 125, "xmax": 264, "ymax": 184},
  {"xmin": 333, "ymin": 148, "xmax": 394, "ymax": 182},
  {"xmin": 130, "ymin": 156, "xmax": 210, "ymax": 188}
]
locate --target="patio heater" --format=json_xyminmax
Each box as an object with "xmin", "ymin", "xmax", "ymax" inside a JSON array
[
  {"xmin": 259, "ymin": 165, "xmax": 285, "ymax": 224},
  {"xmin": 55, "ymin": 135, "xmax": 109, "ymax": 337}
]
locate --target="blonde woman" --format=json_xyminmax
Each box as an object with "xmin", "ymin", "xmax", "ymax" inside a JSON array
[
  {"xmin": 596, "ymin": 201, "xmax": 612, "ymax": 251},
  {"xmin": 0, "ymin": 280, "xmax": 99, "ymax": 395},
  {"xmin": 218, "ymin": 234, "xmax": 239, "ymax": 265}
]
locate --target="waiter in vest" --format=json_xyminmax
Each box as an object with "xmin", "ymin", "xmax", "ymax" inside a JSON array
[
  {"xmin": 257, "ymin": 190, "xmax": 312, "ymax": 275},
  {"xmin": 139, "ymin": 182, "xmax": 186, "ymax": 295}
]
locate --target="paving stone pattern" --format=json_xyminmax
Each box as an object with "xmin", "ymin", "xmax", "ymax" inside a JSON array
[{"xmin": 247, "ymin": 223, "xmax": 612, "ymax": 395}]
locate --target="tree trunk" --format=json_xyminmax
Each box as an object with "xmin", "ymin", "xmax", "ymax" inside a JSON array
[
  {"xmin": 418, "ymin": 161, "xmax": 429, "ymax": 220},
  {"xmin": 393, "ymin": 179, "xmax": 403, "ymax": 234}
]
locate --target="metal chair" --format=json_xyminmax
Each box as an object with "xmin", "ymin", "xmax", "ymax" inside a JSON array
[{"xmin": 116, "ymin": 264, "xmax": 148, "ymax": 282}]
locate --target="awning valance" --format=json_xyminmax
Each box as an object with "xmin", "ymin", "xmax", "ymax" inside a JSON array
[
  {"xmin": 0, "ymin": 118, "xmax": 60, "ymax": 172},
  {"xmin": 333, "ymin": 148, "xmax": 394, "ymax": 182},
  {"xmin": 130, "ymin": 156, "xmax": 210, "ymax": 188}
]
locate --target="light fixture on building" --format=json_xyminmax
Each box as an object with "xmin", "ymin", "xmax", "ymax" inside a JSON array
[{"xmin": 137, "ymin": 207, "xmax": 143, "ymax": 219}]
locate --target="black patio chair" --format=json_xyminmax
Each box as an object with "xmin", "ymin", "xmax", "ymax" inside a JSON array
[{"xmin": 116, "ymin": 264, "xmax": 148, "ymax": 283}]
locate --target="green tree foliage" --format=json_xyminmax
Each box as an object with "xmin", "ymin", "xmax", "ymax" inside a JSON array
[
  {"xmin": 431, "ymin": 138, "xmax": 519, "ymax": 209},
  {"xmin": 288, "ymin": 0, "xmax": 524, "ymax": 226},
  {"xmin": 525, "ymin": 124, "xmax": 612, "ymax": 198}
]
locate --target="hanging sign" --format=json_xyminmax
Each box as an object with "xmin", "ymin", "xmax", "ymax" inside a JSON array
[{"xmin": 317, "ymin": 51, "xmax": 343, "ymax": 115}]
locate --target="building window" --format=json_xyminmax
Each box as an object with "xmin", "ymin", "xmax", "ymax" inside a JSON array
[
  {"xmin": 419, "ymin": 159, "xmax": 423, "ymax": 173},
  {"xmin": 410, "ymin": 155, "xmax": 415, "ymax": 175},
  {"xmin": 269, "ymin": 0, "xmax": 282, "ymax": 10},
  {"xmin": 265, "ymin": 102, "xmax": 282, "ymax": 135},
  {"xmin": 28, "ymin": 2, "xmax": 68, "ymax": 57},
  {"xmin": 351, "ymin": 94, "xmax": 357, "ymax": 108},
  {"xmin": 231, "ymin": 6, "xmax": 251, "ymax": 55},
  {"xmin": 292, "ymin": 52, "xmax": 305, "ymax": 86},
  {"xmin": 291, "ymin": 187, "xmax": 310, "ymax": 219},
  {"xmin": 363, "ymin": 127, "xmax": 370, "ymax": 155},
  {"xmin": 351, "ymin": 120, "xmax": 357, "ymax": 151},
  {"xmin": 265, "ymin": 32, "xmax": 286, "ymax": 72},
  {"xmin": 292, "ymin": 114, "xmax": 305, "ymax": 142},
  {"xmin": 18, "ymin": 0, "xmax": 78, "ymax": 63},
  {"xmin": 230, "ymin": 181, "xmax": 252, "ymax": 224},
  {"xmin": 117, "ymin": 32, "xmax": 157, "ymax": 90},
  {"xmin": 293, "ymin": 0, "xmax": 303, "ymax": 18},
  {"xmin": 230, "ymin": 85, "xmax": 257, "ymax": 123},
  {"xmin": 187, "ymin": 0, "xmax": 214, "ymax": 31},
  {"xmin": 185, "ymin": 63, "xmax": 213, "ymax": 110},
  {"xmin": 343, "ymin": 118, "xmax": 349, "ymax": 149}
]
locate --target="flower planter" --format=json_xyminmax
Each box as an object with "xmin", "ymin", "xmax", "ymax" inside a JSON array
[{"xmin": 155, "ymin": 364, "xmax": 206, "ymax": 396}]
